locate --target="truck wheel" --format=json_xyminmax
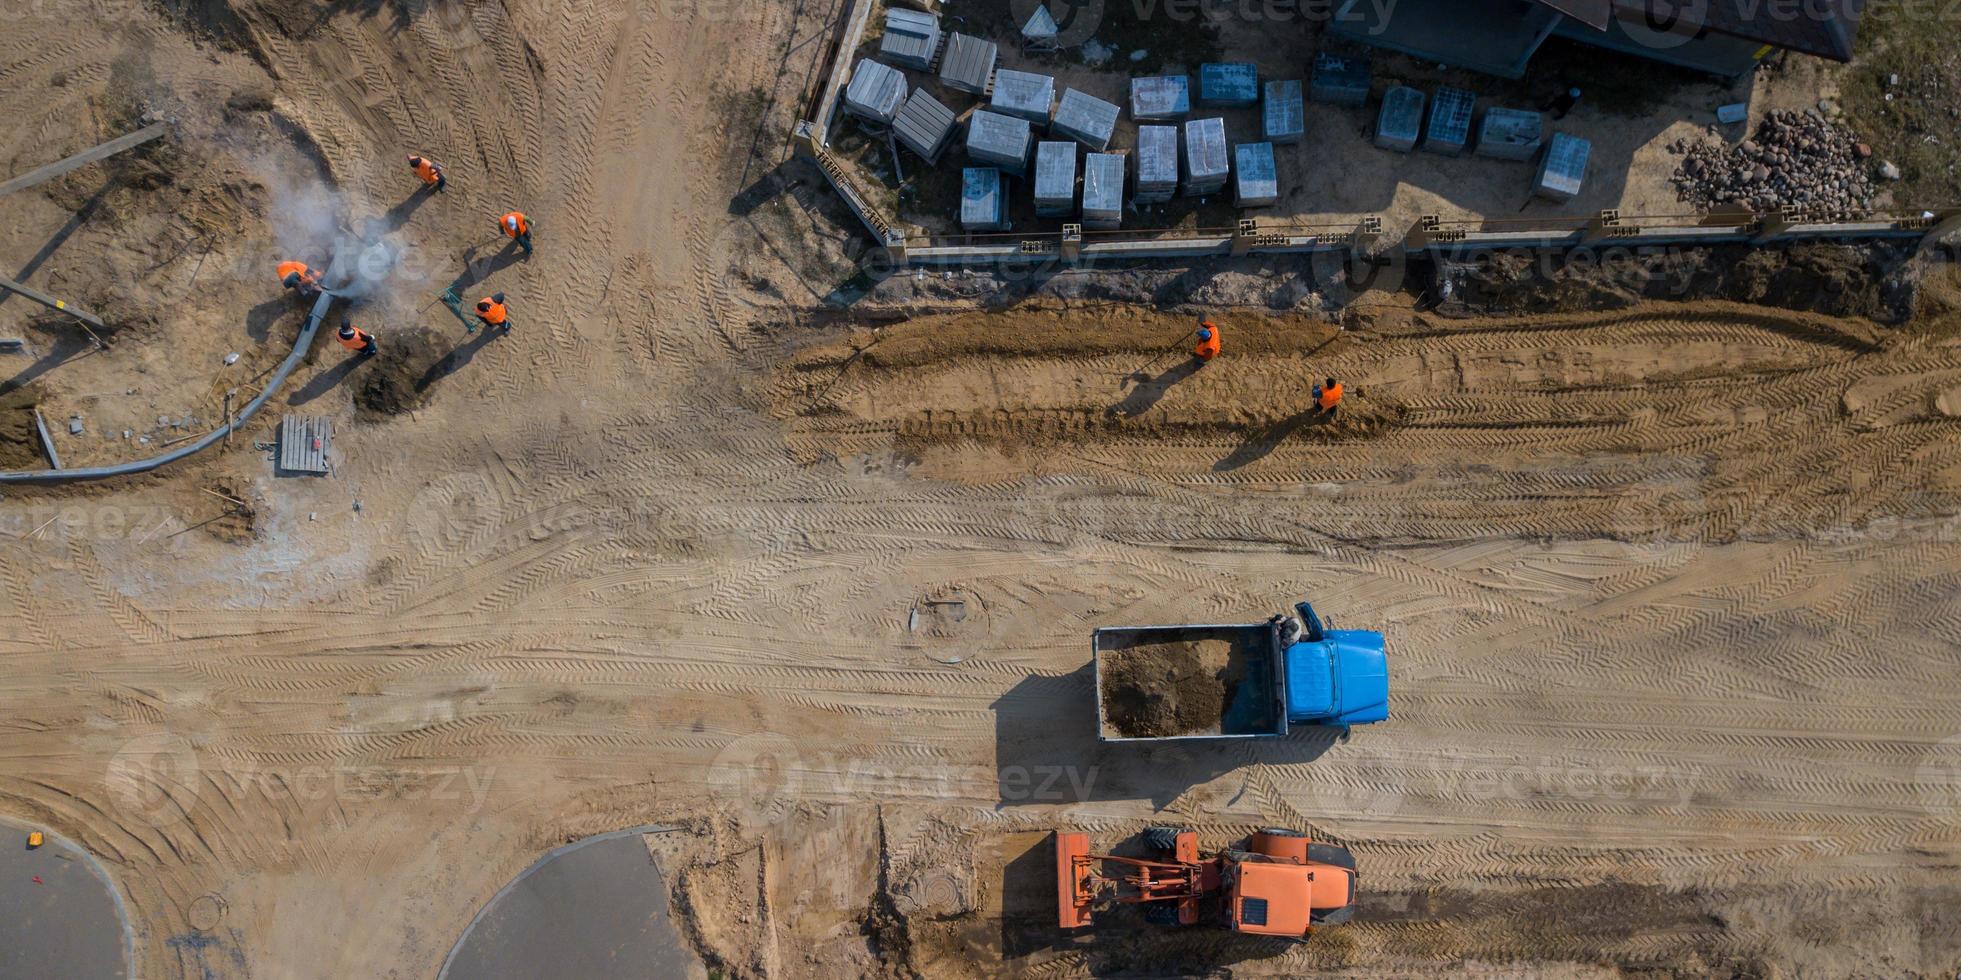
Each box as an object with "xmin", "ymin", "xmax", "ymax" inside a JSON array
[
  {"xmin": 1143, "ymin": 826, "xmax": 1191, "ymax": 853},
  {"xmin": 1307, "ymin": 843, "xmax": 1357, "ymax": 870}
]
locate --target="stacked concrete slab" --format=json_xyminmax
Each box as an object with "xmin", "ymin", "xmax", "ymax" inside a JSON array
[
  {"xmin": 879, "ymin": 8, "xmax": 942, "ymax": 70},
  {"xmin": 1424, "ymin": 86, "xmax": 1475, "ymax": 156},
  {"xmin": 1052, "ymin": 89, "xmax": 1120, "ymax": 151},
  {"xmin": 960, "ymin": 167, "xmax": 1007, "ymax": 231},
  {"xmin": 843, "ymin": 59, "xmax": 907, "ymax": 126},
  {"xmin": 894, "ymin": 89, "xmax": 957, "ymax": 163},
  {"xmin": 1134, "ymin": 125, "xmax": 1179, "ymax": 203},
  {"xmin": 1034, "ymin": 140, "xmax": 1078, "ymax": 216},
  {"xmin": 1081, "ymin": 152, "xmax": 1125, "ymax": 228},
  {"xmin": 967, "ymin": 109, "xmax": 1034, "ymax": 175},
  {"xmin": 1263, "ymin": 80, "xmax": 1305, "ymax": 144},
  {"xmin": 1234, "ymin": 142, "xmax": 1278, "ymax": 207},
  {"xmin": 1198, "ymin": 63, "xmax": 1258, "ymax": 107},
  {"xmin": 990, "ymin": 69, "xmax": 1055, "ymax": 123},
  {"xmin": 939, "ymin": 33, "xmax": 997, "ymax": 95},
  {"xmin": 1182, "ymin": 117, "xmax": 1229, "ymax": 196},
  {"xmin": 1475, "ymin": 107, "xmax": 1544, "ymax": 161},
  {"xmin": 1309, "ymin": 52, "xmax": 1370, "ymax": 106},
  {"xmin": 1534, "ymin": 132, "xmax": 1590, "ymax": 202},
  {"xmin": 1129, "ymin": 75, "xmax": 1190, "ymax": 121},
  {"xmin": 1375, "ymin": 86, "xmax": 1423, "ymax": 152}
]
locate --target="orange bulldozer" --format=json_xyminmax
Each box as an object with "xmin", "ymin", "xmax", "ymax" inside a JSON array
[{"xmin": 1056, "ymin": 826, "xmax": 1357, "ymax": 937}]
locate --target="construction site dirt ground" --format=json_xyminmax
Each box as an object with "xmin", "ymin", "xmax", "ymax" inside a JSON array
[{"xmin": 3, "ymin": 0, "xmax": 1961, "ymax": 978}]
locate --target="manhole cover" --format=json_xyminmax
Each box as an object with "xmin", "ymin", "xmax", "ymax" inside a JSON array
[{"xmin": 904, "ymin": 587, "xmax": 986, "ymax": 665}]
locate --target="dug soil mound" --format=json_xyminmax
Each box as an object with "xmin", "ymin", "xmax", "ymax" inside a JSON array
[
  {"xmin": 1436, "ymin": 241, "xmax": 1923, "ymax": 324},
  {"xmin": 1100, "ymin": 636, "xmax": 1245, "ymax": 738}
]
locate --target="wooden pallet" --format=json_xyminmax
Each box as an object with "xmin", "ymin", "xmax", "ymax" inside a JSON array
[{"xmin": 277, "ymin": 415, "xmax": 331, "ymax": 475}]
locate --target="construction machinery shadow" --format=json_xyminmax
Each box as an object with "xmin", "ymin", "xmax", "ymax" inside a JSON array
[{"xmin": 991, "ymin": 664, "xmax": 1340, "ymax": 811}]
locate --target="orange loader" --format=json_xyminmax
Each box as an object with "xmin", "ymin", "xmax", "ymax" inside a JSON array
[{"xmin": 1056, "ymin": 826, "xmax": 1357, "ymax": 936}]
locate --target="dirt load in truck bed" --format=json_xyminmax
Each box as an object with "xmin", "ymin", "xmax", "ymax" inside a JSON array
[{"xmin": 1099, "ymin": 635, "xmax": 1251, "ymax": 738}]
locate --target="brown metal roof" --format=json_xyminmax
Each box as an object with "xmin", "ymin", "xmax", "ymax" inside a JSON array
[{"xmin": 1537, "ymin": 0, "xmax": 1861, "ymax": 61}]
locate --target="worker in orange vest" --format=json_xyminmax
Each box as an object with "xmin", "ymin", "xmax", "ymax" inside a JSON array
[
  {"xmin": 498, "ymin": 211, "xmax": 533, "ymax": 255},
  {"xmin": 407, "ymin": 154, "xmax": 446, "ymax": 192},
  {"xmin": 1313, "ymin": 376, "xmax": 1344, "ymax": 416},
  {"xmin": 276, "ymin": 260, "xmax": 322, "ymax": 299},
  {"xmin": 1194, "ymin": 320, "xmax": 1222, "ymax": 362},
  {"xmin": 475, "ymin": 293, "xmax": 511, "ymax": 332},
  {"xmin": 337, "ymin": 318, "xmax": 378, "ymax": 356}
]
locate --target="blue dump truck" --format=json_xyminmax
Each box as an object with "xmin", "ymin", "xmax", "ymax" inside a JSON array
[{"xmin": 1092, "ymin": 602, "xmax": 1388, "ymax": 741}]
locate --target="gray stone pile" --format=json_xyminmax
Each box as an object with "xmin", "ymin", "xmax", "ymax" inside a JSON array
[{"xmin": 1670, "ymin": 109, "xmax": 1876, "ymax": 215}]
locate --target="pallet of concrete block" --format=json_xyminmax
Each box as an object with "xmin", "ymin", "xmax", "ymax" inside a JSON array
[
  {"xmin": 879, "ymin": 8, "xmax": 942, "ymax": 70},
  {"xmin": 1263, "ymin": 79, "xmax": 1304, "ymax": 143},
  {"xmin": 1234, "ymin": 142, "xmax": 1277, "ymax": 208},
  {"xmin": 1053, "ymin": 88, "xmax": 1120, "ymax": 151},
  {"xmin": 1375, "ymin": 86, "xmax": 1423, "ymax": 152},
  {"xmin": 1130, "ymin": 75, "xmax": 1190, "ymax": 121},
  {"xmin": 894, "ymin": 89, "xmax": 957, "ymax": 164},
  {"xmin": 961, "ymin": 167, "xmax": 1008, "ymax": 231},
  {"xmin": 939, "ymin": 32, "xmax": 996, "ymax": 95},
  {"xmin": 1309, "ymin": 52, "xmax": 1370, "ymax": 106},
  {"xmin": 1081, "ymin": 152, "xmax": 1125, "ymax": 229},
  {"xmin": 1034, "ymin": 140, "xmax": 1078, "ymax": 217},
  {"xmin": 990, "ymin": 69, "xmax": 1055, "ymax": 123},
  {"xmin": 1475, "ymin": 107, "xmax": 1543, "ymax": 161},
  {"xmin": 1134, "ymin": 125, "xmax": 1178, "ymax": 203},
  {"xmin": 967, "ymin": 109, "xmax": 1034, "ymax": 175},
  {"xmin": 843, "ymin": 59, "xmax": 907, "ymax": 127},
  {"xmin": 1423, "ymin": 86, "xmax": 1475, "ymax": 155},
  {"xmin": 1182, "ymin": 117, "xmax": 1229, "ymax": 197},
  {"xmin": 1198, "ymin": 63, "xmax": 1258, "ymax": 107},
  {"xmin": 1533, "ymin": 132, "xmax": 1590, "ymax": 202}
]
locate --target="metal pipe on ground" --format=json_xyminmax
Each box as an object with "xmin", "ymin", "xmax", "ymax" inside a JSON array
[
  {"xmin": 0, "ymin": 123, "xmax": 170, "ymax": 199},
  {"xmin": 0, "ymin": 291, "xmax": 337, "ymax": 484}
]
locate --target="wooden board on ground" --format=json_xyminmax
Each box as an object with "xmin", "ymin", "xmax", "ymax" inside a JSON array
[{"xmin": 278, "ymin": 415, "xmax": 331, "ymax": 474}]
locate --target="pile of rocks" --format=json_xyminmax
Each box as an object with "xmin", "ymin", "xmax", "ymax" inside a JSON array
[{"xmin": 1670, "ymin": 110, "xmax": 1877, "ymax": 216}]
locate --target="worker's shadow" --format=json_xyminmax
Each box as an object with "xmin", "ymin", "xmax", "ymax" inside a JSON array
[
  {"xmin": 446, "ymin": 243, "xmax": 525, "ymax": 296},
  {"xmin": 286, "ymin": 353, "xmax": 370, "ymax": 406},
  {"xmin": 991, "ymin": 664, "xmax": 1340, "ymax": 812},
  {"xmin": 415, "ymin": 327, "xmax": 498, "ymax": 392},
  {"xmin": 1212, "ymin": 407, "xmax": 1330, "ymax": 471},
  {"xmin": 245, "ymin": 295, "xmax": 298, "ymax": 344},
  {"xmin": 1105, "ymin": 357, "xmax": 1201, "ymax": 420}
]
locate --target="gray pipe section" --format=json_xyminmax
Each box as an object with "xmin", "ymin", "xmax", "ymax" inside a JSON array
[{"xmin": 0, "ymin": 291, "xmax": 336, "ymax": 484}]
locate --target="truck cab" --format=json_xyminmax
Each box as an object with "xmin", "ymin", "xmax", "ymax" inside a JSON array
[{"xmin": 1281, "ymin": 602, "xmax": 1389, "ymax": 727}]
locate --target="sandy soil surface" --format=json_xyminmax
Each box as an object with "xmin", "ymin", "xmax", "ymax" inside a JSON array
[{"xmin": 2, "ymin": 1, "xmax": 1961, "ymax": 979}]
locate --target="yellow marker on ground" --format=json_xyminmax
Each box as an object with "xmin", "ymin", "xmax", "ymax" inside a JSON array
[{"xmin": 27, "ymin": 831, "xmax": 44, "ymax": 848}]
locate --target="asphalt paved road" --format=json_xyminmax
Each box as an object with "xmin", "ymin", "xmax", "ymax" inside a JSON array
[
  {"xmin": 0, "ymin": 820, "xmax": 129, "ymax": 980},
  {"xmin": 442, "ymin": 830, "xmax": 700, "ymax": 980}
]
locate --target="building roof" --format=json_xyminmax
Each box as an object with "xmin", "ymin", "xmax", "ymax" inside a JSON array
[{"xmin": 1539, "ymin": 0, "xmax": 1860, "ymax": 61}]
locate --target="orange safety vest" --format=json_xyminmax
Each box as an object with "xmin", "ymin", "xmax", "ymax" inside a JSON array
[
  {"xmin": 409, "ymin": 156, "xmax": 442, "ymax": 184},
  {"xmin": 1318, "ymin": 382, "xmax": 1344, "ymax": 410},
  {"xmin": 338, "ymin": 326, "xmax": 373, "ymax": 351},
  {"xmin": 499, "ymin": 212, "xmax": 529, "ymax": 237},
  {"xmin": 1194, "ymin": 321, "xmax": 1222, "ymax": 360},
  {"xmin": 475, "ymin": 299, "xmax": 507, "ymax": 325},
  {"xmin": 276, "ymin": 261, "xmax": 316, "ymax": 285}
]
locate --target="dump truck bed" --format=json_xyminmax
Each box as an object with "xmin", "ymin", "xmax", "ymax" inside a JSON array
[{"xmin": 1092, "ymin": 622, "xmax": 1286, "ymax": 741}]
